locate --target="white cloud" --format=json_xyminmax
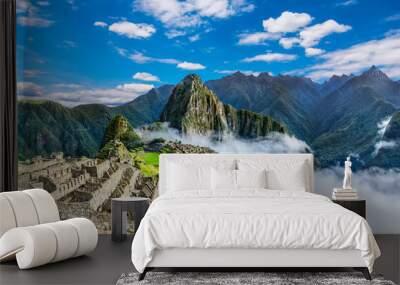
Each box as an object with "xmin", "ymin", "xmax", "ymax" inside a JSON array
[
  {"xmin": 109, "ymin": 21, "xmax": 156, "ymax": 39},
  {"xmin": 116, "ymin": 82, "xmax": 155, "ymax": 92},
  {"xmin": 214, "ymin": 69, "xmax": 262, "ymax": 76},
  {"xmin": 128, "ymin": 51, "xmax": 179, "ymax": 65},
  {"xmin": 237, "ymin": 32, "xmax": 281, "ymax": 45},
  {"xmin": 133, "ymin": 72, "xmax": 160, "ymax": 82},
  {"xmin": 133, "ymin": 0, "xmax": 254, "ymax": 32},
  {"xmin": 17, "ymin": 16, "xmax": 53, "ymax": 27},
  {"xmin": 385, "ymin": 13, "xmax": 400, "ymax": 22},
  {"xmin": 263, "ymin": 11, "xmax": 313, "ymax": 33},
  {"xmin": 16, "ymin": 0, "xmax": 38, "ymax": 14},
  {"xmin": 51, "ymin": 83, "xmax": 83, "ymax": 89},
  {"xmin": 244, "ymin": 14, "xmax": 350, "ymax": 55},
  {"xmin": 381, "ymin": 65, "xmax": 400, "ymax": 78},
  {"xmin": 299, "ymin": 19, "xmax": 351, "ymax": 47},
  {"xmin": 373, "ymin": 116, "xmax": 397, "ymax": 156},
  {"xmin": 189, "ymin": 34, "xmax": 200, "ymax": 42},
  {"xmin": 194, "ymin": 0, "xmax": 255, "ymax": 18},
  {"xmin": 377, "ymin": 116, "xmax": 392, "ymax": 137},
  {"xmin": 37, "ymin": 1, "xmax": 50, "ymax": 6},
  {"xmin": 49, "ymin": 88, "xmax": 141, "ymax": 106},
  {"xmin": 336, "ymin": 0, "xmax": 358, "ymax": 7},
  {"xmin": 177, "ymin": 61, "xmax": 206, "ymax": 70},
  {"xmin": 17, "ymin": 82, "xmax": 44, "ymax": 97},
  {"xmin": 94, "ymin": 21, "xmax": 108, "ymax": 27},
  {"xmin": 242, "ymin": 52, "xmax": 297, "ymax": 63},
  {"xmin": 385, "ymin": 29, "xmax": 400, "ymax": 37},
  {"xmin": 125, "ymin": 51, "xmax": 205, "ymax": 70},
  {"xmin": 307, "ymin": 33, "xmax": 400, "ymax": 80},
  {"xmin": 134, "ymin": 0, "xmax": 201, "ymax": 29},
  {"xmin": 23, "ymin": 69, "xmax": 46, "ymax": 78},
  {"xmin": 115, "ymin": 47, "xmax": 128, "ymax": 57},
  {"xmin": 129, "ymin": 52, "xmax": 153, "ymax": 63},
  {"xmin": 373, "ymin": 140, "xmax": 397, "ymax": 156},
  {"xmin": 279, "ymin": 37, "xmax": 300, "ymax": 49},
  {"xmin": 17, "ymin": 79, "xmax": 155, "ymax": 106},
  {"xmin": 59, "ymin": 40, "xmax": 77, "ymax": 49},
  {"xmin": 47, "ymin": 83, "xmax": 154, "ymax": 106},
  {"xmin": 16, "ymin": 0, "xmax": 53, "ymax": 27},
  {"xmin": 305, "ymin": 47, "xmax": 325, "ymax": 57},
  {"xmin": 165, "ymin": 29, "xmax": 186, "ymax": 39}
]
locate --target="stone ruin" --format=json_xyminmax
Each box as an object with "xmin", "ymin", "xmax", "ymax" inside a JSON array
[{"xmin": 18, "ymin": 152, "xmax": 157, "ymax": 233}]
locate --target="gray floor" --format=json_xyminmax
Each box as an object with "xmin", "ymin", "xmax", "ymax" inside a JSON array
[{"xmin": 0, "ymin": 235, "xmax": 399, "ymax": 285}]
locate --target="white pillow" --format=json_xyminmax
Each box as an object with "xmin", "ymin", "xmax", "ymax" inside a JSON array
[
  {"xmin": 266, "ymin": 162, "xmax": 307, "ymax": 191},
  {"xmin": 212, "ymin": 168, "xmax": 237, "ymax": 191},
  {"xmin": 238, "ymin": 159, "xmax": 309, "ymax": 191},
  {"xmin": 167, "ymin": 163, "xmax": 212, "ymax": 192},
  {"xmin": 236, "ymin": 169, "xmax": 267, "ymax": 189}
]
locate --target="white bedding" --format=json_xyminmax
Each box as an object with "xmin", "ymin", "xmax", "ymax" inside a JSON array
[{"xmin": 131, "ymin": 190, "xmax": 380, "ymax": 273}]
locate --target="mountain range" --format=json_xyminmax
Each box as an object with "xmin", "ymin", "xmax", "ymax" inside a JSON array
[
  {"xmin": 207, "ymin": 72, "xmax": 320, "ymax": 141},
  {"xmin": 18, "ymin": 66, "xmax": 400, "ymax": 169},
  {"xmin": 18, "ymin": 85, "xmax": 173, "ymax": 160},
  {"xmin": 312, "ymin": 66, "xmax": 398, "ymax": 167}
]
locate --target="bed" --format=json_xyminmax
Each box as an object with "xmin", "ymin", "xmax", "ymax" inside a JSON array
[{"xmin": 131, "ymin": 154, "xmax": 380, "ymax": 280}]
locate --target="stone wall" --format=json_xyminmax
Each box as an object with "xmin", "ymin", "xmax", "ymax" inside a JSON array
[
  {"xmin": 18, "ymin": 158, "xmax": 60, "ymax": 175},
  {"xmin": 89, "ymin": 164, "xmax": 126, "ymax": 211},
  {"xmin": 50, "ymin": 172, "xmax": 91, "ymax": 200},
  {"xmin": 121, "ymin": 167, "xmax": 141, "ymax": 197},
  {"xmin": 84, "ymin": 159, "xmax": 110, "ymax": 178}
]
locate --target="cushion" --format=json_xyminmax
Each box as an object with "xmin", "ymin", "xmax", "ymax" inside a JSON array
[
  {"xmin": 0, "ymin": 218, "xmax": 98, "ymax": 269},
  {"xmin": 0, "ymin": 196, "xmax": 16, "ymax": 237},
  {"xmin": 64, "ymin": 218, "xmax": 98, "ymax": 257},
  {"xmin": 236, "ymin": 169, "xmax": 267, "ymax": 189},
  {"xmin": 267, "ymin": 162, "xmax": 307, "ymax": 191},
  {"xmin": 42, "ymin": 221, "xmax": 79, "ymax": 262},
  {"xmin": 167, "ymin": 163, "xmax": 212, "ymax": 191},
  {"xmin": 0, "ymin": 192, "xmax": 39, "ymax": 227},
  {"xmin": 212, "ymin": 168, "xmax": 237, "ymax": 191},
  {"xmin": 24, "ymin": 189, "xmax": 60, "ymax": 224},
  {"xmin": 238, "ymin": 159, "xmax": 309, "ymax": 191},
  {"xmin": 0, "ymin": 226, "xmax": 57, "ymax": 269}
]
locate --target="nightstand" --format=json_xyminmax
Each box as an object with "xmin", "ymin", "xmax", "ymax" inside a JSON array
[
  {"xmin": 332, "ymin": 199, "xmax": 366, "ymax": 219},
  {"xmin": 111, "ymin": 197, "xmax": 150, "ymax": 242}
]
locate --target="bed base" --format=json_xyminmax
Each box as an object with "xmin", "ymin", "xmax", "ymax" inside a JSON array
[
  {"xmin": 138, "ymin": 248, "xmax": 372, "ymax": 281},
  {"xmin": 138, "ymin": 267, "xmax": 371, "ymax": 281}
]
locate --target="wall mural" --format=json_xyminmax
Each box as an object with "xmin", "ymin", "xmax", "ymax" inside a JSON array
[{"xmin": 16, "ymin": 0, "xmax": 400, "ymax": 234}]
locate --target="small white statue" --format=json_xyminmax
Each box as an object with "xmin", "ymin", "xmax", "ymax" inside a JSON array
[{"xmin": 342, "ymin": 156, "xmax": 352, "ymax": 190}]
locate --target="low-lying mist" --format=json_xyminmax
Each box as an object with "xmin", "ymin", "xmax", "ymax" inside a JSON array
[
  {"xmin": 373, "ymin": 115, "xmax": 398, "ymax": 156},
  {"xmin": 138, "ymin": 124, "xmax": 310, "ymax": 154},
  {"xmin": 315, "ymin": 167, "xmax": 400, "ymax": 234},
  {"xmin": 139, "ymin": 124, "xmax": 400, "ymax": 234}
]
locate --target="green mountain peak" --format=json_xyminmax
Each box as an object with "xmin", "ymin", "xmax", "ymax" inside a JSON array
[
  {"xmin": 160, "ymin": 75, "xmax": 286, "ymax": 139},
  {"xmin": 99, "ymin": 115, "xmax": 141, "ymax": 151}
]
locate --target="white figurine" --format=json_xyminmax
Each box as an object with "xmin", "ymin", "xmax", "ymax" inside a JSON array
[{"xmin": 342, "ymin": 156, "xmax": 352, "ymax": 190}]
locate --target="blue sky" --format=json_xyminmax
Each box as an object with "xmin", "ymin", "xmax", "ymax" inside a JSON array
[{"xmin": 16, "ymin": 0, "xmax": 400, "ymax": 106}]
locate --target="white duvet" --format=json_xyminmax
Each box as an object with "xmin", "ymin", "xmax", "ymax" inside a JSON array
[{"xmin": 131, "ymin": 190, "xmax": 380, "ymax": 273}]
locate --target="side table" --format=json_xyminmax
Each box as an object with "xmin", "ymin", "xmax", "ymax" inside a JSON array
[
  {"xmin": 332, "ymin": 199, "xmax": 366, "ymax": 219},
  {"xmin": 111, "ymin": 197, "xmax": 150, "ymax": 242}
]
